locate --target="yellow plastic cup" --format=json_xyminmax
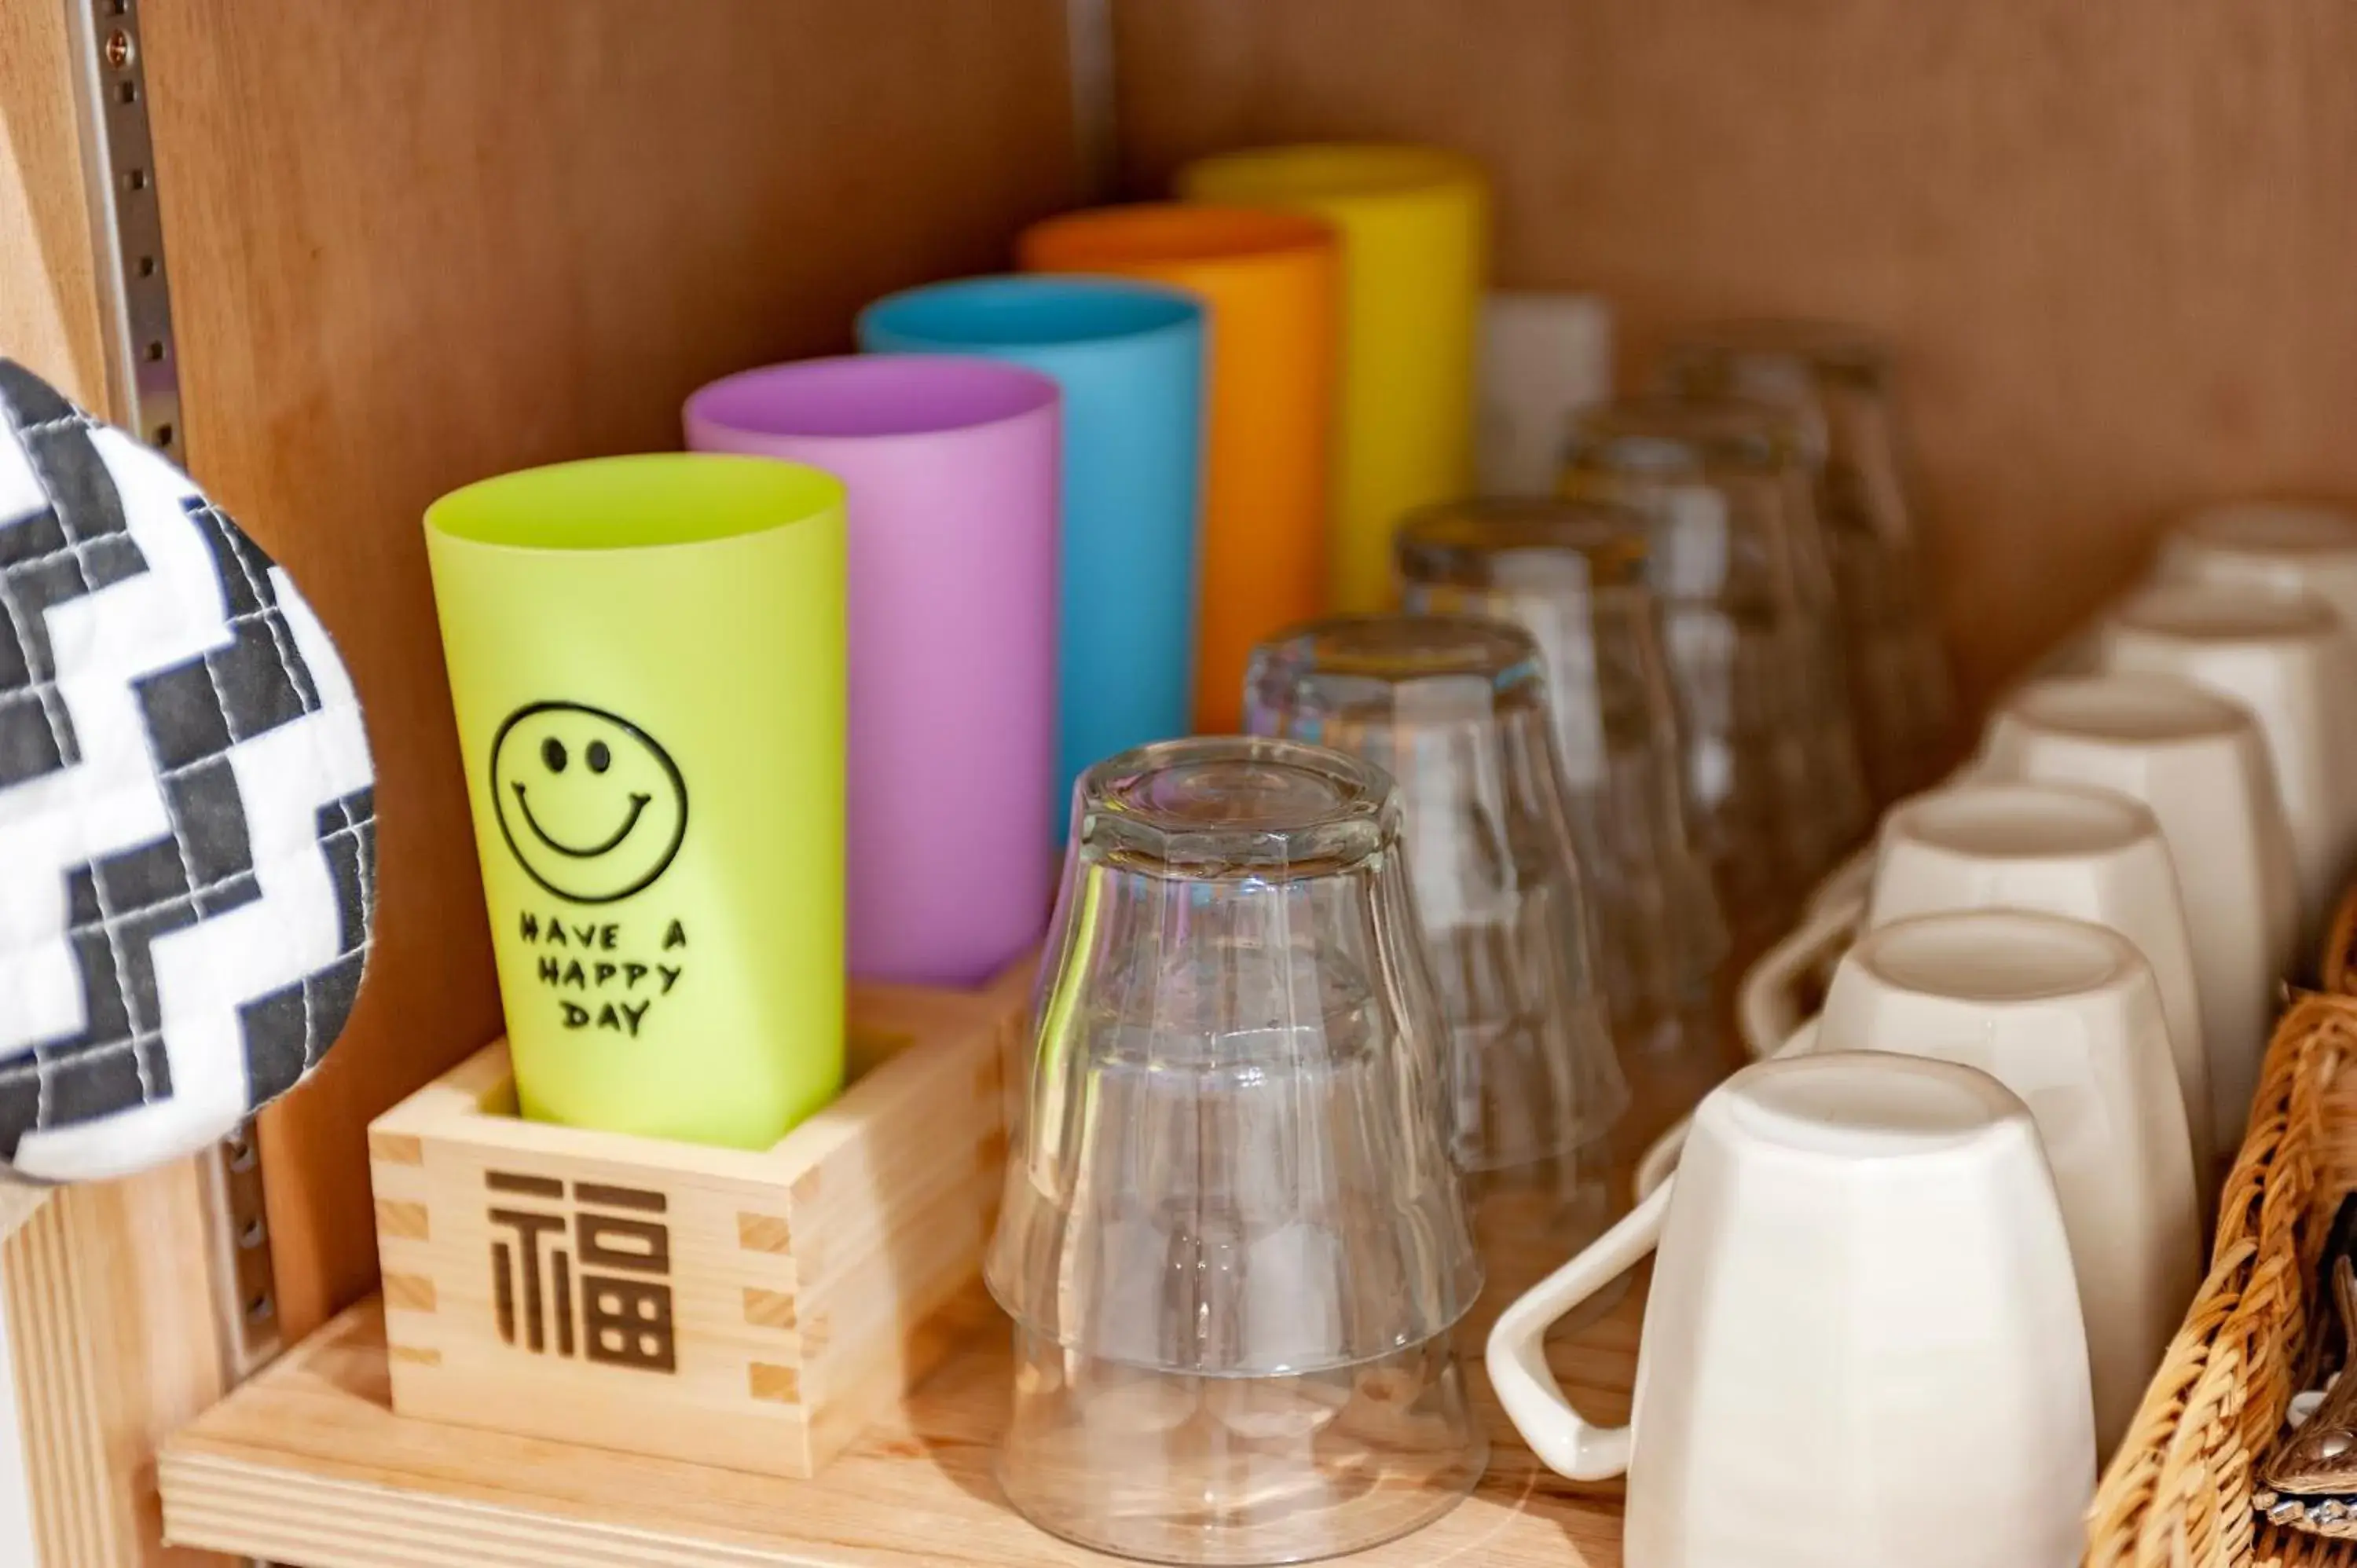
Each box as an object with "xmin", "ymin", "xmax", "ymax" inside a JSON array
[
  {"xmin": 1180, "ymin": 144, "xmax": 1489, "ymax": 614},
  {"xmin": 425, "ymin": 454, "xmax": 846, "ymax": 1149}
]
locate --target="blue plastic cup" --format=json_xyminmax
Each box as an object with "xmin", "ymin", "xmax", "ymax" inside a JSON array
[{"xmin": 860, "ymin": 277, "xmax": 1204, "ymax": 813}]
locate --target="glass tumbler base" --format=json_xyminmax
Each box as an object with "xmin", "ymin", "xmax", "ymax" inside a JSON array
[{"xmin": 995, "ymin": 1329, "xmax": 1486, "ymax": 1566}]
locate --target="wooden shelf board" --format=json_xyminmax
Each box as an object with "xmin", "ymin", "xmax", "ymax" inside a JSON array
[{"xmin": 160, "ymin": 1291, "xmax": 1637, "ymax": 1567}]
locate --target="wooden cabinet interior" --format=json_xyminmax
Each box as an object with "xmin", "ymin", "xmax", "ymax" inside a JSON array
[{"xmin": 11, "ymin": 4, "xmax": 2357, "ymax": 1564}]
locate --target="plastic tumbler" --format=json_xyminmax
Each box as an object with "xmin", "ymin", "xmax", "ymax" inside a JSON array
[
  {"xmin": 684, "ymin": 355, "xmax": 1058, "ymax": 987},
  {"xmin": 425, "ymin": 454, "xmax": 845, "ymax": 1149},
  {"xmin": 1020, "ymin": 203, "xmax": 1337, "ymax": 733},
  {"xmin": 859, "ymin": 276, "xmax": 1204, "ymax": 811},
  {"xmin": 1180, "ymin": 144, "xmax": 1489, "ymax": 614}
]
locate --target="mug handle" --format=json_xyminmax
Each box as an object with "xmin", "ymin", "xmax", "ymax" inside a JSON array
[
  {"xmin": 1633, "ymin": 1020, "xmax": 1818, "ymax": 1200},
  {"xmin": 1736, "ymin": 892, "xmax": 1863, "ymax": 1058},
  {"xmin": 1804, "ymin": 841, "xmax": 1878, "ymax": 918},
  {"xmin": 1487, "ymin": 1180, "xmax": 1673, "ymax": 1481}
]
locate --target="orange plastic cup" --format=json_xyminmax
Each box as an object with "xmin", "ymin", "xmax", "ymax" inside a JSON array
[{"xmin": 1021, "ymin": 204, "xmax": 1337, "ymax": 732}]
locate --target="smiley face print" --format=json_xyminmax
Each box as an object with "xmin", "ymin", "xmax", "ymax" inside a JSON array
[{"xmin": 490, "ymin": 702, "xmax": 687, "ymax": 904}]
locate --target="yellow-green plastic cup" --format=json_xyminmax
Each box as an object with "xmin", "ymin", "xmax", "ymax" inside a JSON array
[{"xmin": 425, "ymin": 454, "xmax": 847, "ymax": 1149}]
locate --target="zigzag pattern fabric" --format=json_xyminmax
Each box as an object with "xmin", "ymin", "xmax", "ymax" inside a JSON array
[{"xmin": 0, "ymin": 361, "xmax": 373, "ymax": 1183}]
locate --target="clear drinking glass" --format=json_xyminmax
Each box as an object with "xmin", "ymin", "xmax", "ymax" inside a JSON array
[
  {"xmin": 1395, "ymin": 500, "xmax": 1725, "ymax": 1007},
  {"xmin": 988, "ymin": 737, "xmax": 1486, "ymax": 1565},
  {"xmin": 1393, "ymin": 501, "xmax": 1740, "ymax": 1152},
  {"xmin": 1561, "ymin": 394, "xmax": 1871, "ymax": 943},
  {"xmin": 1655, "ymin": 321, "xmax": 1956, "ymax": 805},
  {"xmin": 1241, "ymin": 614, "xmax": 1632, "ymax": 1297}
]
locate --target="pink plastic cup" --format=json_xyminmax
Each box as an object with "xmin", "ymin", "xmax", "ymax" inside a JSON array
[{"xmin": 686, "ymin": 354, "xmax": 1060, "ymax": 986}]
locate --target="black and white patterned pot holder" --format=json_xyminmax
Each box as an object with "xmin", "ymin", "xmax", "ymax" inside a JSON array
[{"xmin": 0, "ymin": 361, "xmax": 373, "ymax": 1184}]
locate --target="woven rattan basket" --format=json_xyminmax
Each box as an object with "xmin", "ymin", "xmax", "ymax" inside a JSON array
[{"xmin": 2088, "ymin": 891, "xmax": 2357, "ymax": 1567}]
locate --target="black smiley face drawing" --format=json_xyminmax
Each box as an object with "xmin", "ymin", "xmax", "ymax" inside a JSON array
[{"xmin": 489, "ymin": 702, "xmax": 687, "ymax": 903}]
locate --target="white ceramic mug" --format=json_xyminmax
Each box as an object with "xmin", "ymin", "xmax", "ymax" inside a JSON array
[
  {"xmin": 1633, "ymin": 1019, "xmax": 1820, "ymax": 1202},
  {"xmin": 2101, "ymin": 581, "xmax": 2357, "ymax": 947},
  {"xmin": 1801, "ymin": 735, "xmax": 1986, "ymax": 922},
  {"xmin": 1662, "ymin": 914, "xmax": 2197, "ymax": 1453},
  {"xmin": 2160, "ymin": 500, "xmax": 2357, "ymax": 632},
  {"xmin": 1819, "ymin": 911, "xmax": 2201, "ymax": 1455},
  {"xmin": 1493, "ymin": 1053, "xmax": 2095, "ymax": 1568},
  {"xmin": 1864, "ymin": 780, "xmax": 2214, "ymax": 1192},
  {"xmin": 1983, "ymin": 672, "xmax": 2299, "ymax": 1161},
  {"xmin": 1747, "ymin": 782, "xmax": 2214, "ymax": 1181}
]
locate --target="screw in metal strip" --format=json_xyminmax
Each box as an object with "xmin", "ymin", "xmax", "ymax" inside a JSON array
[
  {"xmin": 189, "ymin": 1117, "xmax": 280, "ymax": 1382},
  {"xmin": 61, "ymin": 0, "xmax": 185, "ymax": 459},
  {"xmin": 64, "ymin": 0, "xmax": 272, "ymax": 1386}
]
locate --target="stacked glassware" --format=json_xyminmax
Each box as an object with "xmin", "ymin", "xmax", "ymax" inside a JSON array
[
  {"xmin": 1561, "ymin": 394, "xmax": 1872, "ymax": 945},
  {"xmin": 1394, "ymin": 500, "xmax": 1733, "ymax": 1141},
  {"xmin": 970, "ymin": 310, "xmax": 1952, "ymax": 1565},
  {"xmin": 1242, "ymin": 614, "xmax": 1631, "ymax": 1295},
  {"xmin": 1655, "ymin": 321, "xmax": 1956, "ymax": 805},
  {"xmin": 988, "ymin": 738, "xmax": 1490, "ymax": 1564}
]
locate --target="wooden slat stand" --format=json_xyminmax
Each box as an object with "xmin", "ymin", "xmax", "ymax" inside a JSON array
[{"xmin": 365, "ymin": 963, "xmax": 1026, "ymax": 1479}]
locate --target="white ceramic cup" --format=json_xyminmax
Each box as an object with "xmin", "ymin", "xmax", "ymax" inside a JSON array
[
  {"xmin": 1983, "ymin": 673, "xmax": 2300, "ymax": 1160},
  {"xmin": 2160, "ymin": 500, "xmax": 2357, "ymax": 632},
  {"xmin": 1492, "ymin": 1053, "xmax": 2095, "ymax": 1568},
  {"xmin": 1818, "ymin": 911, "xmax": 2201, "ymax": 1455},
  {"xmin": 1863, "ymin": 780, "xmax": 2215, "ymax": 1192},
  {"xmin": 2101, "ymin": 581, "xmax": 2357, "ymax": 948}
]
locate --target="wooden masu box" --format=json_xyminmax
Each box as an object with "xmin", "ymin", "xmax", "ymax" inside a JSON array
[{"xmin": 365, "ymin": 961, "xmax": 1028, "ymax": 1478}]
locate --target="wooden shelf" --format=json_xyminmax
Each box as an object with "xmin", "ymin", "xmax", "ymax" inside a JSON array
[{"xmin": 159, "ymin": 1290, "xmax": 1638, "ymax": 1567}]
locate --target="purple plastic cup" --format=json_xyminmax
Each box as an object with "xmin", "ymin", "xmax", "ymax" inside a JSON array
[{"xmin": 686, "ymin": 355, "xmax": 1060, "ymax": 987}]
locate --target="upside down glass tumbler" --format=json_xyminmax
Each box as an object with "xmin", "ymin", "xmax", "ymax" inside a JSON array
[
  {"xmin": 1655, "ymin": 322, "xmax": 1956, "ymax": 805},
  {"xmin": 988, "ymin": 737, "xmax": 1486, "ymax": 1564},
  {"xmin": 1395, "ymin": 500, "xmax": 1737, "ymax": 1143},
  {"xmin": 1243, "ymin": 614, "xmax": 1633, "ymax": 1326},
  {"xmin": 1563, "ymin": 395, "xmax": 1870, "ymax": 946}
]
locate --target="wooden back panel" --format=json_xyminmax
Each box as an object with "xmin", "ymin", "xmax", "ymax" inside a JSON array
[
  {"xmin": 1113, "ymin": 0, "xmax": 2357, "ymax": 707},
  {"xmin": 0, "ymin": 0, "xmax": 106, "ymax": 403},
  {"xmin": 138, "ymin": 0, "xmax": 1080, "ymax": 1337}
]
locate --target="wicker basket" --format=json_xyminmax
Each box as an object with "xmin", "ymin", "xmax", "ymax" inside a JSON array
[{"xmin": 2087, "ymin": 892, "xmax": 2357, "ymax": 1567}]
